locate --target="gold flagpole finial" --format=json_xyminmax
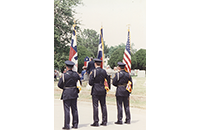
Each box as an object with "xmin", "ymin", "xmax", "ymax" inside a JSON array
[
  {"xmin": 126, "ymin": 24, "xmax": 131, "ymax": 30},
  {"xmin": 73, "ymin": 20, "xmax": 77, "ymax": 27}
]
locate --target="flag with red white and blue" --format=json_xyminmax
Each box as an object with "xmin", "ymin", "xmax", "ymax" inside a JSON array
[
  {"xmin": 69, "ymin": 25, "xmax": 78, "ymax": 72},
  {"xmin": 123, "ymin": 29, "xmax": 131, "ymax": 73},
  {"xmin": 97, "ymin": 28, "xmax": 104, "ymax": 68},
  {"xmin": 84, "ymin": 56, "xmax": 89, "ymax": 67}
]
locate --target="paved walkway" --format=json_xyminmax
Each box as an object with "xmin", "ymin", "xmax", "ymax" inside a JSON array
[{"xmin": 54, "ymin": 99, "xmax": 146, "ymax": 130}]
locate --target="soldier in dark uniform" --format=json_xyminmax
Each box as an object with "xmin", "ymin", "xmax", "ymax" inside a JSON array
[
  {"xmin": 58, "ymin": 60, "xmax": 81, "ymax": 130},
  {"xmin": 86, "ymin": 57, "xmax": 95, "ymax": 74},
  {"xmin": 112, "ymin": 62, "xmax": 133, "ymax": 125},
  {"xmin": 89, "ymin": 58, "xmax": 109, "ymax": 127}
]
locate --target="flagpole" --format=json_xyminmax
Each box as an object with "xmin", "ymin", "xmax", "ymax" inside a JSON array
[
  {"xmin": 123, "ymin": 24, "xmax": 131, "ymax": 73},
  {"xmin": 101, "ymin": 26, "xmax": 105, "ymax": 69},
  {"xmin": 73, "ymin": 20, "xmax": 77, "ymax": 39},
  {"xmin": 69, "ymin": 20, "xmax": 78, "ymax": 72},
  {"xmin": 127, "ymin": 24, "xmax": 131, "ymax": 53}
]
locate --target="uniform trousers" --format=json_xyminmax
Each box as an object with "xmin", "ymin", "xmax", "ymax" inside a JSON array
[
  {"xmin": 116, "ymin": 96, "xmax": 131, "ymax": 122},
  {"xmin": 92, "ymin": 95, "xmax": 107, "ymax": 123},
  {"xmin": 63, "ymin": 99, "xmax": 78, "ymax": 129}
]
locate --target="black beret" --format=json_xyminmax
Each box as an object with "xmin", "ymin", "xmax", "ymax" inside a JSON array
[
  {"xmin": 117, "ymin": 62, "xmax": 126, "ymax": 66},
  {"xmin": 65, "ymin": 60, "xmax": 75, "ymax": 66},
  {"xmin": 93, "ymin": 58, "xmax": 102, "ymax": 63}
]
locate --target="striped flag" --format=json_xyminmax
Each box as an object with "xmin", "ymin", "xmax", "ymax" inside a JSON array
[
  {"xmin": 69, "ymin": 24, "xmax": 78, "ymax": 72},
  {"xmin": 123, "ymin": 29, "xmax": 131, "ymax": 73},
  {"xmin": 84, "ymin": 56, "xmax": 89, "ymax": 67},
  {"xmin": 97, "ymin": 27, "xmax": 104, "ymax": 68}
]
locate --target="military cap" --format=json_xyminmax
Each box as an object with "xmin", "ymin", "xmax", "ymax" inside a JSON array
[
  {"xmin": 65, "ymin": 60, "xmax": 75, "ymax": 66},
  {"xmin": 93, "ymin": 58, "xmax": 102, "ymax": 63},
  {"xmin": 117, "ymin": 62, "xmax": 126, "ymax": 66}
]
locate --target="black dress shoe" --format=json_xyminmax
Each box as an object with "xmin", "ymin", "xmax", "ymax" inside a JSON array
[
  {"xmin": 100, "ymin": 122, "xmax": 107, "ymax": 126},
  {"xmin": 124, "ymin": 121, "xmax": 130, "ymax": 124},
  {"xmin": 91, "ymin": 123, "xmax": 99, "ymax": 127},
  {"xmin": 62, "ymin": 127, "xmax": 70, "ymax": 130},
  {"xmin": 115, "ymin": 121, "xmax": 123, "ymax": 125}
]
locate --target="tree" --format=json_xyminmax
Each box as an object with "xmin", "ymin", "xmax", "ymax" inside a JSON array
[
  {"xmin": 54, "ymin": 0, "xmax": 82, "ymax": 70},
  {"xmin": 131, "ymin": 53, "xmax": 137, "ymax": 69},
  {"xmin": 108, "ymin": 48, "xmax": 124, "ymax": 69},
  {"xmin": 134, "ymin": 49, "xmax": 146, "ymax": 70},
  {"xmin": 77, "ymin": 29, "xmax": 109, "ymax": 58},
  {"xmin": 108, "ymin": 47, "xmax": 138, "ymax": 70},
  {"xmin": 77, "ymin": 45, "xmax": 93, "ymax": 73},
  {"xmin": 77, "ymin": 29, "xmax": 99, "ymax": 57},
  {"xmin": 107, "ymin": 43, "xmax": 136, "ymax": 58}
]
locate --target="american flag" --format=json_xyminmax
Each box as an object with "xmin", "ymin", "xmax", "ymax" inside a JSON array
[
  {"xmin": 123, "ymin": 29, "xmax": 131, "ymax": 73},
  {"xmin": 69, "ymin": 24, "xmax": 78, "ymax": 72},
  {"xmin": 97, "ymin": 28, "xmax": 104, "ymax": 68}
]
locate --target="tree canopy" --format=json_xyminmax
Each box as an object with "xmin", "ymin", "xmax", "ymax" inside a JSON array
[
  {"xmin": 107, "ymin": 43, "xmax": 136, "ymax": 58},
  {"xmin": 108, "ymin": 48, "xmax": 124, "ymax": 68},
  {"xmin": 134, "ymin": 49, "xmax": 146, "ymax": 70},
  {"xmin": 54, "ymin": 0, "xmax": 82, "ymax": 71},
  {"xmin": 108, "ymin": 47, "xmax": 138, "ymax": 70},
  {"xmin": 77, "ymin": 45, "xmax": 93, "ymax": 72},
  {"xmin": 54, "ymin": 0, "xmax": 145, "ymax": 73},
  {"xmin": 77, "ymin": 29, "xmax": 109, "ymax": 58}
]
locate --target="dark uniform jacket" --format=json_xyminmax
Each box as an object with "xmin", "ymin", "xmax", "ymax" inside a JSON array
[
  {"xmin": 89, "ymin": 67, "xmax": 109, "ymax": 96},
  {"xmin": 86, "ymin": 61, "xmax": 95, "ymax": 74},
  {"xmin": 112, "ymin": 70, "xmax": 133, "ymax": 97},
  {"xmin": 58, "ymin": 70, "xmax": 81, "ymax": 100}
]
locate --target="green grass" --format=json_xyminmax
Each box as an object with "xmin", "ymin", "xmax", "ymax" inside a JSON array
[{"xmin": 54, "ymin": 77, "xmax": 146, "ymax": 109}]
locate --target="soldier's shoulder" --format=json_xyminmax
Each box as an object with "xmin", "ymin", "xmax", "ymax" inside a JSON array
[
  {"xmin": 102, "ymin": 68, "xmax": 107, "ymax": 72},
  {"xmin": 72, "ymin": 71, "xmax": 79, "ymax": 75},
  {"xmin": 64, "ymin": 72, "xmax": 70, "ymax": 77},
  {"xmin": 119, "ymin": 71, "xmax": 124, "ymax": 74}
]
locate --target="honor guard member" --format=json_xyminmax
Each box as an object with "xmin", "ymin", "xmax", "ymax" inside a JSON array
[
  {"xmin": 112, "ymin": 62, "xmax": 133, "ymax": 125},
  {"xmin": 89, "ymin": 58, "xmax": 109, "ymax": 127},
  {"xmin": 58, "ymin": 60, "xmax": 81, "ymax": 130}
]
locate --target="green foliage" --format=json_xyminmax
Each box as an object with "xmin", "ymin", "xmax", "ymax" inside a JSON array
[
  {"xmin": 54, "ymin": 46, "xmax": 70, "ymax": 72},
  {"xmin": 54, "ymin": 0, "xmax": 82, "ymax": 71},
  {"xmin": 77, "ymin": 45, "xmax": 93, "ymax": 73},
  {"xmin": 77, "ymin": 29, "xmax": 109, "ymax": 58},
  {"xmin": 77, "ymin": 29, "xmax": 99, "ymax": 57},
  {"xmin": 108, "ymin": 48, "xmax": 124, "ymax": 68},
  {"xmin": 108, "ymin": 43, "xmax": 138, "ymax": 69},
  {"xmin": 104, "ymin": 44, "xmax": 109, "ymax": 57},
  {"xmin": 131, "ymin": 53, "xmax": 137, "ymax": 69},
  {"xmin": 134, "ymin": 49, "xmax": 146, "ymax": 70},
  {"xmin": 107, "ymin": 43, "xmax": 136, "ymax": 58},
  {"xmin": 107, "ymin": 43, "xmax": 125, "ymax": 58}
]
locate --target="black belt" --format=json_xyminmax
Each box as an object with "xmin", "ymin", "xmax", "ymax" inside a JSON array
[
  {"xmin": 118, "ymin": 84, "xmax": 127, "ymax": 87},
  {"xmin": 94, "ymin": 82, "xmax": 104, "ymax": 85},
  {"xmin": 63, "ymin": 86, "xmax": 76, "ymax": 89}
]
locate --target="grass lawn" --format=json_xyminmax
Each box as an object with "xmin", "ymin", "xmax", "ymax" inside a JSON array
[{"xmin": 54, "ymin": 76, "xmax": 146, "ymax": 109}]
